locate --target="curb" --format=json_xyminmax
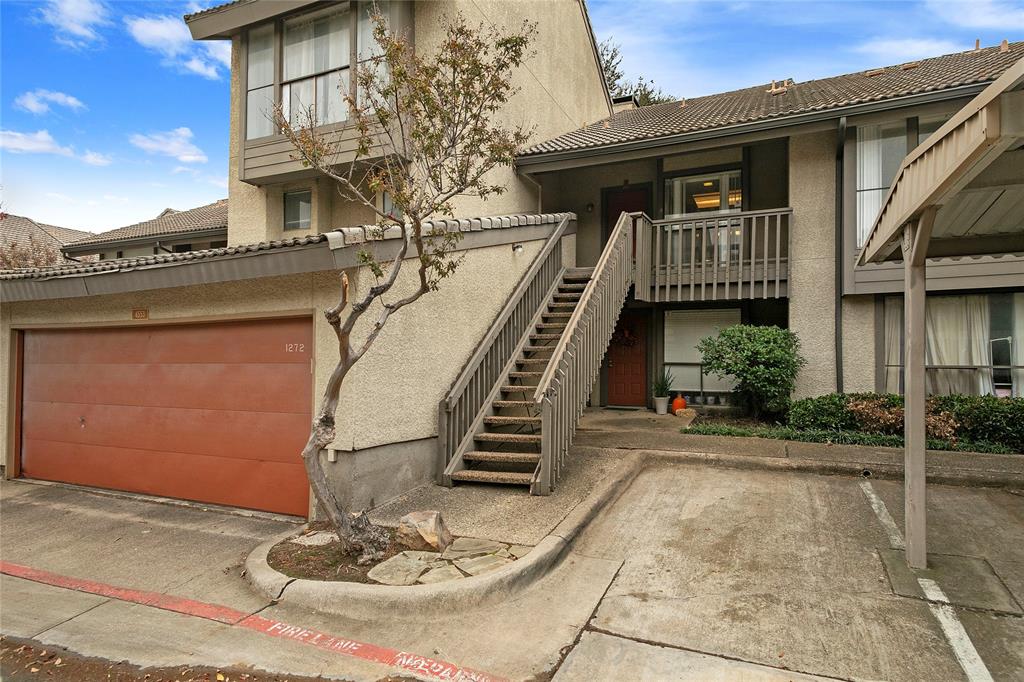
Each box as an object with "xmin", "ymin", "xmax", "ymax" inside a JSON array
[
  {"xmin": 638, "ymin": 448, "xmax": 1024, "ymax": 488},
  {"xmin": 244, "ymin": 452, "xmax": 645, "ymax": 620}
]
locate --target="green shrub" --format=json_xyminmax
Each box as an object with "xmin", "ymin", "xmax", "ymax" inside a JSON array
[
  {"xmin": 788, "ymin": 394, "xmax": 856, "ymax": 431},
  {"xmin": 930, "ymin": 394, "xmax": 1024, "ymax": 453},
  {"xmin": 697, "ymin": 324, "xmax": 805, "ymax": 419}
]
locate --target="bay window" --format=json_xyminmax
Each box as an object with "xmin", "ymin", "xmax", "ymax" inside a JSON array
[{"xmin": 245, "ymin": 2, "xmax": 392, "ymax": 140}]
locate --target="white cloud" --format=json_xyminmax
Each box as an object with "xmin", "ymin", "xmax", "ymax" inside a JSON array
[
  {"xmin": 206, "ymin": 176, "xmax": 228, "ymax": 189},
  {"xmin": 125, "ymin": 14, "xmax": 228, "ymax": 80},
  {"xmin": 171, "ymin": 164, "xmax": 226, "ymax": 188},
  {"xmin": 14, "ymin": 89, "xmax": 86, "ymax": 115},
  {"xmin": 39, "ymin": 0, "xmax": 110, "ymax": 48},
  {"xmin": 854, "ymin": 37, "xmax": 966, "ymax": 64},
  {"xmin": 925, "ymin": 0, "xmax": 1024, "ymax": 30},
  {"xmin": 1, "ymin": 129, "xmax": 114, "ymax": 166},
  {"xmin": 130, "ymin": 127, "xmax": 208, "ymax": 163},
  {"xmin": 1, "ymin": 129, "xmax": 74, "ymax": 157},
  {"xmin": 81, "ymin": 150, "xmax": 112, "ymax": 166}
]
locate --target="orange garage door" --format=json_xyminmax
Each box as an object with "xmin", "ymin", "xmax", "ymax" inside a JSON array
[{"xmin": 20, "ymin": 318, "xmax": 312, "ymax": 516}]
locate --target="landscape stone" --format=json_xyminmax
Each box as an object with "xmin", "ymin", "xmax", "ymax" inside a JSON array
[
  {"xmin": 395, "ymin": 511, "xmax": 454, "ymax": 552},
  {"xmin": 416, "ymin": 565, "xmax": 466, "ymax": 585},
  {"xmin": 441, "ymin": 537, "xmax": 508, "ymax": 560},
  {"xmin": 508, "ymin": 545, "xmax": 532, "ymax": 559},
  {"xmin": 289, "ymin": 530, "xmax": 338, "ymax": 547},
  {"xmin": 454, "ymin": 553, "xmax": 513, "ymax": 576},
  {"xmin": 400, "ymin": 550, "xmax": 441, "ymax": 562},
  {"xmin": 366, "ymin": 553, "xmax": 430, "ymax": 586}
]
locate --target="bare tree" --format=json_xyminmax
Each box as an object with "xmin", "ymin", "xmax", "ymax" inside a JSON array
[
  {"xmin": 275, "ymin": 10, "xmax": 533, "ymax": 562},
  {"xmin": 0, "ymin": 233, "xmax": 61, "ymax": 269}
]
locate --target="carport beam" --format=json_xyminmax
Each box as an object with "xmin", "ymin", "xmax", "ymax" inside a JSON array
[{"xmin": 901, "ymin": 210, "xmax": 934, "ymax": 570}]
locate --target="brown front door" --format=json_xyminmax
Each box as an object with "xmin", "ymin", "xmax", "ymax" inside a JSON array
[
  {"xmin": 20, "ymin": 318, "xmax": 313, "ymax": 516},
  {"xmin": 607, "ymin": 311, "xmax": 647, "ymax": 406},
  {"xmin": 604, "ymin": 185, "xmax": 650, "ymax": 254}
]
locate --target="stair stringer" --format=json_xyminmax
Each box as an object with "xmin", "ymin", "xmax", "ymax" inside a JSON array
[{"xmin": 441, "ymin": 269, "xmax": 565, "ymax": 485}]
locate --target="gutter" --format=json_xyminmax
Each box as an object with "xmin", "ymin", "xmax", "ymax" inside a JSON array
[
  {"xmin": 834, "ymin": 116, "xmax": 847, "ymax": 393},
  {"xmin": 516, "ymin": 83, "xmax": 989, "ymax": 169}
]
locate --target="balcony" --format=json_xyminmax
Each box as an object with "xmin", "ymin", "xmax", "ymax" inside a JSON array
[{"xmin": 633, "ymin": 208, "xmax": 792, "ymax": 302}]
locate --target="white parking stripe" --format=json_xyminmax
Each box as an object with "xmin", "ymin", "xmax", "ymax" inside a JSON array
[
  {"xmin": 858, "ymin": 480, "xmax": 905, "ymax": 549},
  {"xmin": 917, "ymin": 578, "xmax": 995, "ymax": 682}
]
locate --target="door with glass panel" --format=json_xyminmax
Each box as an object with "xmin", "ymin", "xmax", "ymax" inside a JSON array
[{"xmin": 662, "ymin": 170, "xmax": 743, "ymax": 271}]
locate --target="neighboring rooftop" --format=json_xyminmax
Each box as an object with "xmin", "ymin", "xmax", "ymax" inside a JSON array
[
  {"xmin": 0, "ymin": 214, "xmax": 93, "ymax": 263},
  {"xmin": 520, "ymin": 41, "xmax": 1024, "ymax": 159},
  {"xmin": 65, "ymin": 199, "xmax": 229, "ymax": 250}
]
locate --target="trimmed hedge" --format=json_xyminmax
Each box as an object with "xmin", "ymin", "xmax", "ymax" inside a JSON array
[
  {"xmin": 784, "ymin": 392, "xmax": 1023, "ymax": 453},
  {"xmin": 684, "ymin": 423, "xmax": 1014, "ymax": 455}
]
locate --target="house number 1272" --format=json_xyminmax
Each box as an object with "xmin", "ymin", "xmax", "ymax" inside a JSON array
[{"xmin": 285, "ymin": 343, "xmax": 305, "ymax": 353}]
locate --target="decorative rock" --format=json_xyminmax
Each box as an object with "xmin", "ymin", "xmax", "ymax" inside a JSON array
[
  {"xmin": 454, "ymin": 553, "xmax": 513, "ymax": 576},
  {"xmin": 289, "ymin": 530, "xmax": 338, "ymax": 547},
  {"xmin": 366, "ymin": 553, "xmax": 430, "ymax": 586},
  {"xmin": 417, "ymin": 565, "xmax": 466, "ymax": 585},
  {"xmin": 508, "ymin": 545, "xmax": 532, "ymax": 559},
  {"xmin": 401, "ymin": 551, "xmax": 441, "ymax": 562},
  {"xmin": 441, "ymin": 537, "xmax": 508, "ymax": 560},
  {"xmin": 395, "ymin": 511, "xmax": 454, "ymax": 552}
]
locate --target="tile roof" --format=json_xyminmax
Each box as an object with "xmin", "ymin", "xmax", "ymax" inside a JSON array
[
  {"xmin": 183, "ymin": 0, "xmax": 246, "ymax": 21},
  {"xmin": 0, "ymin": 214, "xmax": 94, "ymax": 263},
  {"xmin": 521, "ymin": 42, "xmax": 1024, "ymax": 158},
  {"xmin": 66, "ymin": 199, "xmax": 228, "ymax": 248},
  {"xmin": 0, "ymin": 212, "xmax": 574, "ymax": 281}
]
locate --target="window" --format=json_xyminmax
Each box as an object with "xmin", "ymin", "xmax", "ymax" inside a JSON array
[
  {"xmin": 281, "ymin": 7, "xmax": 350, "ymax": 128},
  {"xmin": 172, "ymin": 244, "xmax": 193, "ymax": 253},
  {"xmin": 664, "ymin": 170, "xmax": 742, "ymax": 217},
  {"xmin": 98, "ymin": 253, "xmax": 106, "ymax": 260},
  {"xmin": 664, "ymin": 309, "xmax": 741, "ymax": 395},
  {"xmin": 246, "ymin": 24, "xmax": 275, "ymax": 139},
  {"xmin": 856, "ymin": 121, "xmax": 906, "ymax": 247},
  {"xmin": 917, "ymin": 114, "xmax": 951, "ymax": 146},
  {"xmin": 116, "ymin": 251, "xmax": 124, "ymax": 258},
  {"xmin": 882, "ymin": 292, "xmax": 1024, "ymax": 397},
  {"xmin": 284, "ymin": 190, "xmax": 312, "ymax": 230},
  {"xmin": 210, "ymin": 240, "xmax": 228, "ymax": 248},
  {"xmin": 382, "ymin": 191, "xmax": 402, "ymax": 220}
]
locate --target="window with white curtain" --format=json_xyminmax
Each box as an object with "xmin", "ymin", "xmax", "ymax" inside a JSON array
[
  {"xmin": 856, "ymin": 121, "xmax": 906, "ymax": 247},
  {"xmin": 882, "ymin": 293, "xmax": 1024, "ymax": 397},
  {"xmin": 246, "ymin": 24, "xmax": 275, "ymax": 139},
  {"xmin": 282, "ymin": 7, "xmax": 350, "ymax": 128}
]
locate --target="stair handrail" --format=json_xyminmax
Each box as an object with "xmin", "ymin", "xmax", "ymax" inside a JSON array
[
  {"xmin": 531, "ymin": 211, "xmax": 640, "ymax": 494},
  {"xmin": 437, "ymin": 214, "xmax": 572, "ymax": 477}
]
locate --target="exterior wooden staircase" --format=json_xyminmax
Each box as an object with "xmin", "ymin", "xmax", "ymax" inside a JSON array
[{"xmin": 449, "ymin": 269, "xmax": 592, "ymax": 488}]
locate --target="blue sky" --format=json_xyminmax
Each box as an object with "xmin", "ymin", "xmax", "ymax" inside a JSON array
[{"xmin": 1, "ymin": 0, "xmax": 1022, "ymax": 233}]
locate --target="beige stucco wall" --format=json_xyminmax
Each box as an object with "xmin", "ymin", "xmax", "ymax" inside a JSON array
[
  {"xmin": 788, "ymin": 130, "xmax": 838, "ymax": 397},
  {"xmin": 227, "ymin": 0, "xmax": 609, "ymax": 246},
  {"xmin": 841, "ymin": 295, "xmax": 877, "ymax": 393},
  {"xmin": 0, "ymin": 235, "xmax": 548, "ymax": 507}
]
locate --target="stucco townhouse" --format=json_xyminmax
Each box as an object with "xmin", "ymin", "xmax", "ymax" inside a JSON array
[{"xmin": 1, "ymin": 0, "xmax": 1021, "ymax": 520}]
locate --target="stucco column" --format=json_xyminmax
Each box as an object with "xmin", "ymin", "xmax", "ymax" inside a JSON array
[{"xmin": 788, "ymin": 131, "xmax": 838, "ymax": 397}]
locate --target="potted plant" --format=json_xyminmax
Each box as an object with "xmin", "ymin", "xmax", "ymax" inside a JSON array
[{"xmin": 653, "ymin": 368, "xmax": 674, "ymax": 415}]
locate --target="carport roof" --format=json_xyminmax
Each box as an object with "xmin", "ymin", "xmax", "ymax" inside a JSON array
[{"xmin": 0, "ymin": 212, "xmax": 575, "ymax": 302}]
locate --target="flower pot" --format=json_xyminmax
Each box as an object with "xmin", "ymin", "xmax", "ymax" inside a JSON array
[{"xmin": 654, "ymin": 396, "xmax": 670, "ymax": 415}]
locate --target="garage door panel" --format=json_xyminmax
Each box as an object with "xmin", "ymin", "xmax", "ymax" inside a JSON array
[
  {"xmin": 20, "ymin": 318, "xmax": 313, "ymax": 515},
  {"xmin": 23, "ymin": 362, "xmax": 311, "ymax": 414},
  {"xmin": 25, "ymin": 319, "xmax": 311, "ymax": 366},
  {"xmin": 20, "ymin": 440, "xmax": 309, "ymax": 516},
  {"xmin": 22, "ymin": 402, "xmax": 308, "ymax": 464}
]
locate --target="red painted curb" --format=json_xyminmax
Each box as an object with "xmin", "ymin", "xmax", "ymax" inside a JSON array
[{"xmin": 1, "ymin": 560, "xmax": 505, "ymax": 682}]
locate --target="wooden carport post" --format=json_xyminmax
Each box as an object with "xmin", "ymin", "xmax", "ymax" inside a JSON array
[{"xmin": 901, "ymin": 207, "xmax": 935, "ymax": 570}]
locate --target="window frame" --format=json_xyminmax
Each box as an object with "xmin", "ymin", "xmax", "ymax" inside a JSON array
[
  {"xmin": 662, "ymin": 167, "xmax": 743, "ymax": 219},
  {"xmin": 283, "ymin": 189, "xmax": 313, "ymax": 231}
]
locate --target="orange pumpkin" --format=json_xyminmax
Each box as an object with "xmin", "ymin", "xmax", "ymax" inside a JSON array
[{"xmin": 672, "ymin": 394, "xmax": 687, "ymax": 413}]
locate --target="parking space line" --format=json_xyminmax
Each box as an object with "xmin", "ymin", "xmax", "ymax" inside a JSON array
[
  {"xmin": 917, "ymin": 578, "xmax": 995, "ymax": 682},
  {"xmin": 1, "ymin": 560, "xmax": 504, "ymax": 682},
  {"xmin": 858, "ymin": 480, "xmax": 905, "ymax": 549}
]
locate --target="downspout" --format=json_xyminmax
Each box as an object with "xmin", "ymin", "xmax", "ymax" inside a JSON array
[
  {"xmin": 834, "ymin": 116, "xmax": 846, "ymax": 393},
  {"xmin": 518, "ymin": 171, "xmax": 543, "ymax": 214}
]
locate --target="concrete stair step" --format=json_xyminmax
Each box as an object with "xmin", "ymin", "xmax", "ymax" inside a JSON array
[
  {"xmin": 483, "ymin": 415, "xmax": 541, "ymax": 426},
  {"xmin": 523, "ymin": 345, "xmax": 555, "ymax": 352},
  {"xmin": 543, "ymin": 312, "xmax": 573, "ymax": 318},
  {"xmin": 559, "ymin": 283, "xmax": 587, "ymax": 292},
  {"xmin": 508, "ymin": 371, "xmax": 542, "ymax": 379},
  {"xmin": 475, "ymin": 432, "xmax": 542, "ymax": 444},
  {"xmin": 463, "ymin": 450, "xmax": 540, "ymax": 464},
  {"xmin": 549, "ymin": 303, "xmax": 577, "ymax": 309},
  {"xmin": 553, "ymin": 292, "xmax": 582, "ymax": 300},
  {"xmin": 529, "ymin": 333, "xmax": 562, "ymax": 340},
  {"xmin": 500, "ymin": 384, "xmax": 537, "ymax": 393},
  {"xmin": 517, "ymin": 358, "xmax": 549, "ymax": 366},
  {"xmin": 536, "ymin": 322, "xmax": 566, "ymax": 329},
  {"xmin": 451, "ymin": 469, "xmax": 533, "ymax": 486}
]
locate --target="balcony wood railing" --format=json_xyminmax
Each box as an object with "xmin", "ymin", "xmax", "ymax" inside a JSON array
[
  {"xmin": 635, "ymin": 208, "xmax": 792, "ymax": 302},
  {"xmin": 437, "ymin": 215, "xmax": 570, "ymax": 480},
  {"xmin": 531, "ymin": 212, "xmax": 637, "ymax": 494}
]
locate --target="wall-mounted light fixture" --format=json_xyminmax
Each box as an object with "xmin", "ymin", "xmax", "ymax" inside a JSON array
[
  {"xmin": 585, "ymin": 202, "xmax": 595, "ymax": 213},
  {"xmin": 512, "ymin": 243, "xmax": 524, "ymax": 254}
]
